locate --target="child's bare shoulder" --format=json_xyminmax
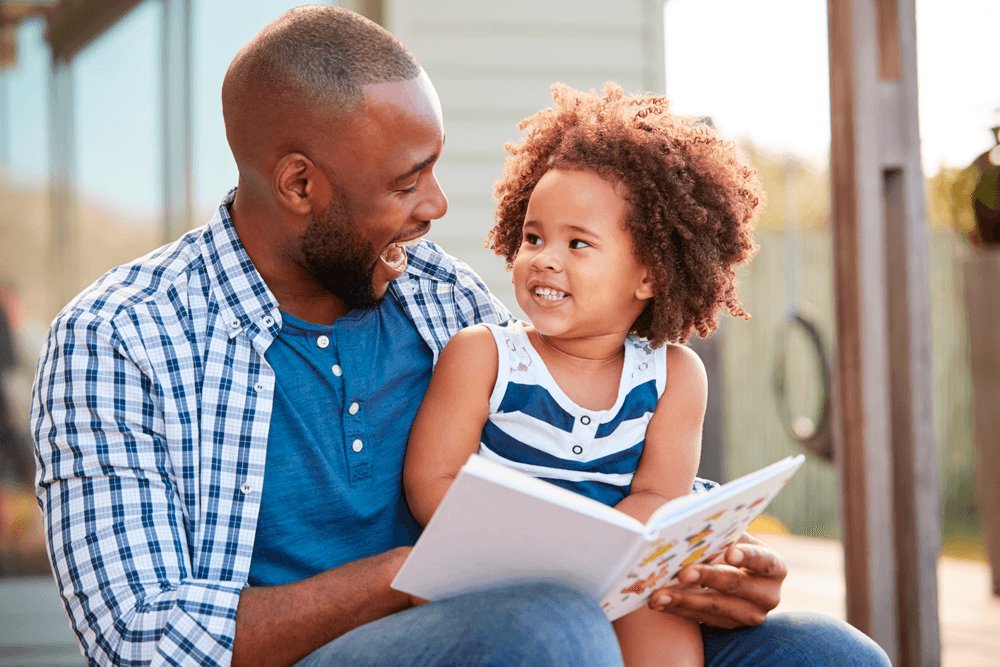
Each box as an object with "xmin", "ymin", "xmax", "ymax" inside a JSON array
[
  {"xmin": 449, "ymin": 323, "xmax": 497, "ymax": 346},
  {"xmin": 664, "ymin": 343, "xmax": 708, "ymax": 390},
  {"xmin": 440, "ymin": 324, "xmax": 500, "ymax": 362}
]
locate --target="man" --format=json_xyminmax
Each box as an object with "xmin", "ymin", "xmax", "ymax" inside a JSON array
[{"xmin": 32, "ymin": 6, "xmax": 889, "ymax": 666}]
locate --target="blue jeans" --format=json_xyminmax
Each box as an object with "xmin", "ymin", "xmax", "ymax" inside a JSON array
[
  {"xmin": 298, "ymin": 586, "xmax": 891, "ymax": 666},
  {"xmin": 296, "ymin": 583, "xmax": 624, "ymax": 666},
  {"xmin": 703, "ymin": 611, "xmax": 892, "ymax": 666}
]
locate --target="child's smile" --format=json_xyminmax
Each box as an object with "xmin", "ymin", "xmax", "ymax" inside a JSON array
[
  {"xmin": 529, "ymin": 283, "xmax": 569, "ymax": 304},
  {"xmin": 513, "ymin": 168, "xmax": 652, "ymax": 342}
]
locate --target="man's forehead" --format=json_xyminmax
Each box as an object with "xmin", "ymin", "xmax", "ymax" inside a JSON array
[{"xmin": 362, "ymin": 70, "xmax": 443, "ymax": 124}]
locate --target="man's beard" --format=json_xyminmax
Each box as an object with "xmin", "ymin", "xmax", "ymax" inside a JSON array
[{"xmin": 300, "ymin": 191, "xmax": 382, "ymax": 311}]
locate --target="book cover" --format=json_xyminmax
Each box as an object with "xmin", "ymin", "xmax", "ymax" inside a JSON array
[{"xmin": 392, "ymin": 453, "xmax": 805, "ymax": 620}]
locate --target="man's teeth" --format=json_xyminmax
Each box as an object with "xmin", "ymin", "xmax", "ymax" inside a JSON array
[
  {"xmin": 533, "ymin": 287, "xmax": 567, "ymax": 301},
  {"xmin": 380, "ymin": 243, "xmax": 407, "ymax": 271}
]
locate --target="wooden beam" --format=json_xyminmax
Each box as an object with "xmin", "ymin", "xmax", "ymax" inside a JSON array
[
  {"xmin": 0, "ymin": 1, "xmax": 59, "ymax": 23},
  {"xmin": 827, "ymin": 0, "xmax": 940, "ymax": 664},
  {"xmin": 882, "ymin": 2, "xmax": 941, "ymax": 664},
  {"xmin": 44, "ymin": 0, "xmax": 142, "ymax": 62}
]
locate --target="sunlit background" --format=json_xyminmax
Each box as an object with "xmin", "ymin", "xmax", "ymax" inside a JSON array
[{"xmin": 0, "ymin": 0, "xmax": 997, "ymax": 662}]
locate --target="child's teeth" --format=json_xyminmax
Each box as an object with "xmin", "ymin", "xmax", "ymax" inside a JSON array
[{"xmin": 534, "ymin": 287, "xmax": 566, "ymax": 301}]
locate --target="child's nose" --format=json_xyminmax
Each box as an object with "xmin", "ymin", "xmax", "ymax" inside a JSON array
[{"xmin": 530, "ymin": 248, "xmax": 561, "ymax": 271}]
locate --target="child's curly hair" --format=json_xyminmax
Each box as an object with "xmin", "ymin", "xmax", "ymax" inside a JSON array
[{"xmin": 487, "ymin": 83, "xmax": 762, "ymax": 346}]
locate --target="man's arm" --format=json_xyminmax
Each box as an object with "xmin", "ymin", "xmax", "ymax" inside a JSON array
[
  {"xmin": 649, "ymin": 533, "xmax": 786, "ymax": 628},
  {"xmin": 233, "ymin": 548, "xmax": 416, "ymax": 666},
  {"xmin": 33, "ymin": 308, "xmax": 416, "ymax": 665}
]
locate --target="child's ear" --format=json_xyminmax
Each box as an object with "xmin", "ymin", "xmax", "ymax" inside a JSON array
[{"xmin": 634, "ymin": 270, "xmax": 654, "ymax": 301}]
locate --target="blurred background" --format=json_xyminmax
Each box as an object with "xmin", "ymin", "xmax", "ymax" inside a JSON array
[{"xmin": 0, "ymin": 0, "xmax": 996, "ymax": 662}]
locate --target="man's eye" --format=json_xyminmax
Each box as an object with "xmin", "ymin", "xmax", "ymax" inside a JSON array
[
  {"xmin": 400, "ymin": 183, "xmax": 419, "ymax": 194},
  {"xmin": 569, "ymin": 239, "xmax": 590, "ymax": 249},
  {"xmin": 524, "ymin": 234, "xmax": 542, "ymax": 246}
]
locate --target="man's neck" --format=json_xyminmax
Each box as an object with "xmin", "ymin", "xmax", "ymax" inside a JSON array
[{"xmin": 229, "ymin": 188, "xmax": 349, "ymax": 325}]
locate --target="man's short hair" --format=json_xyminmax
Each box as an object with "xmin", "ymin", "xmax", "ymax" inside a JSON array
[{"xmin": 229, "ymin": 5, "xmax": 421, "ymax": 113}]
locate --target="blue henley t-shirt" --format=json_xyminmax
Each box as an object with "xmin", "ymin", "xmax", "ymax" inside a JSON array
[{"xmin": 248, "ymin": 293, "xmax": 431, "ymax": 586}]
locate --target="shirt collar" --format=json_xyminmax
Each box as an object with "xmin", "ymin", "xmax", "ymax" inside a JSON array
[
  {"xmin": 398, "ymin": 239, "xmax": 459, "ymax": 284},
  {"xmin": 200, "ymin": 188, "xmax": 279, "ymax": 339},
  {"xmin": 199, "ymin": 188, "xmax": 460, "ymax": 337}
]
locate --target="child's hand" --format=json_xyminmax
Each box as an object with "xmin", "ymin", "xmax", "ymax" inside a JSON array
[{"xmin": 647, "ymin": 534, "xmax": 786, "ymax": 629}]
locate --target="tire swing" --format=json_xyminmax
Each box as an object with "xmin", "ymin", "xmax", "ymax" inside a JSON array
[
  {"xmin": 770, "ymin": 162, "xmax": 834, "ymax": 462},
  {"xmin": 772, "ymin": 308, "xmax": 833, "ymax": 461}
]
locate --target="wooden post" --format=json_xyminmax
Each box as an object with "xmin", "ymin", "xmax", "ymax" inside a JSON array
[
  {"xmin": 161, "ymin": 0, "xmax": 193, "ymax": 241},
  {"xmin": 688, "ymin": 331, "xmax": 726, "ymax": 484},
  {"xmin": 827, "ymin": 0, "xmax": 940, "ymax": 664},
  {"xmin": 964, "ymin": 248, "xmax": 1000, "ymax": 596},
  {"xmin": 47, "ymin": 58, "xmax": 77, "ymax": 310}
]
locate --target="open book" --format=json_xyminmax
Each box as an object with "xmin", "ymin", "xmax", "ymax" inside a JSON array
[{"xmin": 392, "ymin": 453, "xmax": 805, "ymax": 620}]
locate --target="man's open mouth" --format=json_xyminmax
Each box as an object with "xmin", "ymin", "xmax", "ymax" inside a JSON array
[{"xmin": 380, "ymin": 242, "xmax": 408, "ymax": 273}]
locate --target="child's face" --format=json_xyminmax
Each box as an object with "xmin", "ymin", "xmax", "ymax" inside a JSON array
[{"xmin": 512, "ymin": 168, "xmax": 653, "ymax": 341}]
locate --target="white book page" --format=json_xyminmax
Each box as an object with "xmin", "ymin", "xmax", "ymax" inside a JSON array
[
  {"xmin": 463, "ymin": 454, "xmax": 644, "ymax": 532},
  {"xmin": 644, "ymin": 456, "xmax": 805, "ymax": 532},
  {"xmin": 600, "ymin": 455, "xmax": 805, "ymax": 619},
  {"xmin": 393, "ymin": 455, "xmax": 644, "ymax": 602}
]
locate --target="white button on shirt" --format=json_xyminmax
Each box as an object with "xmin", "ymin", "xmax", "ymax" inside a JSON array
[
  {"xmin": 349, "ymin": 402, "xmax": 360, "ymax": 415},
  {"xmin": 352, "ymin": 439, "xmax": 364, "ymax": 452},
  {"xmin": 331, "ymin": 364, "xmax": 342, "ymax": 377},
  {"xmin": 317, "ymin": 335, "xmax": 330, "ymax": 349}
]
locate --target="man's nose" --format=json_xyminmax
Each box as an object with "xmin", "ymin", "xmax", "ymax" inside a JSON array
[{"xmin": 418, "ymin": 173, "xmax": 448, "ymax": 221}]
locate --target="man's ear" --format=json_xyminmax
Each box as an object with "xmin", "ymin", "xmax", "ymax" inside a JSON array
[
  {"xmin": 635, "ymin": 269, "xmax": 655, "ymax": 301},
  {"xmin": 274, "ymin": 152, "xmax": 316, "ymax": 216}
]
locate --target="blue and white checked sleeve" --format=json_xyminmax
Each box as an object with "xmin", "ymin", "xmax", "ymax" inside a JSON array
[
  {"xmin": 32, "ymin": 307, "xmax": 242, "ymax": 667},
  {"xmin": 451, "ymin": 258, "xmax": 513, "ymax": 329}
]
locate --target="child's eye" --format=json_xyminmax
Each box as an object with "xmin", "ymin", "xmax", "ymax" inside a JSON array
[
  {"xmin": 524, "ymin": 233, "xmax": 542, "ymax": 246},
  {"xmin": 569, "ymin": 239, "xmax": 590, "ymax": 249}
]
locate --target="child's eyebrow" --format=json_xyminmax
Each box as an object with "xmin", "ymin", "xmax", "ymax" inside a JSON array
[{"xmin": 565, "ymin": 224, "xmax": 599, "ymax": 236}]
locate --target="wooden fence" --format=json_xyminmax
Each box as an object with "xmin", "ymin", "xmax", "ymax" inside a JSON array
[{"xmin": 722, "ymin": 229, "xmax": 976, "ymax": 539}]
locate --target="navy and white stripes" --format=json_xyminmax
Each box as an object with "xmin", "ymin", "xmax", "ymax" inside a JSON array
[{"xmin": 479, "ymin": 323, "xmax": 666, "ymax": 506}]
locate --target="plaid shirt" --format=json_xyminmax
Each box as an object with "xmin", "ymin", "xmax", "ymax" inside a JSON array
[
  {"xmin": 32, "ymin": 190, "xmax": 717, "ymax": 666},
  {"xmin": 31, "ymin": 190, "xmax": 511, "ymax": 666}
]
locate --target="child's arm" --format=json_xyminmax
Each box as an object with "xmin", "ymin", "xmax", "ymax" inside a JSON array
[
  {"xmin": 404, "ymin": 325, "xmax": 499, "ymax": 526},
  {"xmin": 615, "ymin": 344, "xmax": 707, "ymax": 523}
]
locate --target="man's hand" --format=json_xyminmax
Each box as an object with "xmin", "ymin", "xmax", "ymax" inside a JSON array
[
  {"xmin": 648, "ymin": 533, "xmax": 786, "ymax": 629},
  {"xmin": 233, "ymin": 547, "xmax": 418, "ymax": 666}
]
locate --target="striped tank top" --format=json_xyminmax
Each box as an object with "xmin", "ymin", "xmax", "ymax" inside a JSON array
[{"xmin": 478, "ymin": 322, "xmax": 667, "ymax": 506}]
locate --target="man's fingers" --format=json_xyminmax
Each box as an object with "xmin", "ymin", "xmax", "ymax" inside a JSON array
[
  {"xmin": 675, "ymin": 561, "xmax": 781, "ymax": 611},
  {"xmin": 724, "ymin": 543, "xmax": 788, "ymax": 581},
  {"xmin": 699, "ymin": 564, "xmax": 781, "ymax": 610},
  {"xmin": 649, "ymin": 587, "xmax": 767, "ymax": 628}
]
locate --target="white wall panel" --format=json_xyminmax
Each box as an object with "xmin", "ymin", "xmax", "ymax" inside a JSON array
[{"xmin": 385, "ymin": 0, "xmax": 663, "ymax": 312}]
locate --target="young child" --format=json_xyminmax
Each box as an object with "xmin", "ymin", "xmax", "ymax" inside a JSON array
[{"xmin": 404, "ymin": 83, "xmax": 762, "ymax": 667}]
